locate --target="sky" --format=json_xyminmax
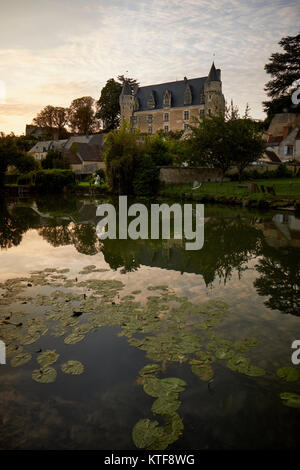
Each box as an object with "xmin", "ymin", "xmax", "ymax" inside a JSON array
[{"xmin": 0, "ymin": 0, "xmax": 299, "ymax": 135}]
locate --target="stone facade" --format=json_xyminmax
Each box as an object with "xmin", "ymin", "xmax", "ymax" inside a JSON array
[{"xmin": 119, "ymin": 63, "xmax": 225, "ymax": 134}]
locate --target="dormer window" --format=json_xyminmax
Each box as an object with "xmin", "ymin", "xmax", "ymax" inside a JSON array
[
  {"xmin": 163, "ymin": 89, "xmax": 171, "ymax": 108},
  {"xmin": 184, "ymin": 83, "xmax": 192, "ymax": 105},
  {"xmin": 147, "ymin": 90, "xmax": 156, "ymax": 109}
]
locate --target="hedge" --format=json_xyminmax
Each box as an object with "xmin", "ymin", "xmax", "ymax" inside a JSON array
[{"xmin": 34, "ymin": 169, "xmax": 76, "ymax": 193}]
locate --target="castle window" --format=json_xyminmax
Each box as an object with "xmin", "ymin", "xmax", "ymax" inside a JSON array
[
  {"xmin": 284, "ymin": 145, "xmax": 294, "ymax": 155},
  {"xmin": 147, "ymin": 115, "xmax": 153, "ymax": 123},
  {"xmin": 147, "ymin": 90, "xmax": 156, "ymax": 109},
  {"xmin": 183, "ymin": 110, "xmax": 189, "ymax": 120},
  {"xmin": 184, "ymin": 123, "xmax": 189, "ymax": 131},
  {"xmin": 184, "ymin": 83, "xmax": 192, "ymax": 105},
  {"xmin": 164, "ymin": 113, "xmax": 169, "ymax": 122},
  {"xmin": 164, "ymin": 125, "xmax": 169, "ymax": 134},
  {"xmin": 163, "ymin": 89, "xmax": 171, "ymax": 108},
  {"xmin": 148, "ymin": 126, "xmax": 152, "ymax": 134},
  {"xmin": 208, "ymin": 109, "xmax": 211, "ymax": 116},
  {"xmin": 199, "ymin": 109, "xmax": 205, "ymax": 118}
]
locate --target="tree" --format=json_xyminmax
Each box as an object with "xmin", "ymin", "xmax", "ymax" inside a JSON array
[
  {"xmin": 33, "ymin": 105, "xmax": 69, "ymax": 138},
  {"xmin": 14, "ymin": 153, "xmax": 38, "ymax": 173},
  {"xmin": 144, "ymin": 133, "xmax": 173, "ymax": 166},
  {"xmin": 133, "ymin": 153, "xmax": 159, "ymax": 196},
  {"xmin": 187, "ymin": 116, "xmax": 233, "ymax": 180},
  {"xmin": 263, "ymin": 32, "xmax": 300, "ymax": 116},
  {"xmin": 96, "ymin": 79, "xmax": 122, "ymax": 131},
  {"xmin": 228, "ymin": 118, "xmax": 265, "ymax": 181},
  {"xmin": 104, "ymin": 120, "xmax": 141, "ymax": 194},
  {"xmin": 41, "ymin": 150, "xmax": 70, "ymax": 169},
  {"xmin": 0, "ymin": 133, "xmax": 22, "ymax": 188},
  {"xmin": 68, "ymin": 96, "xmax": 100, "ymax": 135}
]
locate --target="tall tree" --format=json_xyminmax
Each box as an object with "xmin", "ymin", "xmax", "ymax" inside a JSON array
[
  {"xmin": 33, "ymin": 105, "xmax": 69, "ymax": 138},
  {"xmin": 96, "ymin": 78, "xmax": 122, "ymax": 131},
  {"xmin": 68, "ymin": 96, "xmax": 100, "ymax": 135},
  {"xmin": 263, "ymin": 32, "xmax": 300, "ymax": 115},
  {"xmin": 0, "ymin": 133, "xmax": 22, "ymax": 189}
]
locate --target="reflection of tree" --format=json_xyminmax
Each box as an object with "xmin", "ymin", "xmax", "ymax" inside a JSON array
[
  {"xmin": 39, "ymin": 223, "xmax": 102, "ymax": 255},
  {"xmin": 100, "ymin": 216, "xmax": 263, "ymax": 283},
  {"xmin": 0, "ymin": 199, "xmax": 40, "ymax": 250},
  {"xmin": 38, "ymin": 223, "xmax": 72, "ymax": 247},
  {"xmin": 254, "ymin": 246, "xmax": 300, "ymax": 316}
]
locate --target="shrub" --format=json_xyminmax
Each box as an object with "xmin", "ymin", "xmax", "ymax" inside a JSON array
[
  {"xmin": 15, "ymin": 154, "xmax": 38, "ymax": 173},
  {"xmin": 35, "ymin": 170, "xmax": 76, "ymax": 193}
]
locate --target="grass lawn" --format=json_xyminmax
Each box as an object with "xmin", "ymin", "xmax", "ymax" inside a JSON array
[{"xmin": 159, "ymin": 178, "xmax": 300, "ymax": 199}]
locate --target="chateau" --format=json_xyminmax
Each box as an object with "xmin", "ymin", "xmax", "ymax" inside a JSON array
[{"xmin": 119, "ymin": 62, "xmax": 225, "ymax": 134}]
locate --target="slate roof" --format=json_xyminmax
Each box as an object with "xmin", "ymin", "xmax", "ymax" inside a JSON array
[
  {"xmin": 74, "ymin": 143, "xmax": 103, "ymax": 162},
  {"xmin": 264, "ymin": 150, "xmax": 281, "ymax": 163},
  {"xmin": 135, "ymin": 76, "xmax": 207, "ymax": 112},
  {"xmin": 62, "ymin": 149, "xmax": 82, "ymax": 165}
]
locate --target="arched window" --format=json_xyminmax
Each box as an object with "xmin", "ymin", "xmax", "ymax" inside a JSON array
[
  {"xmin": 163, "ymin": 89, "xmax": 171, "ymax": 108},
  {"xmin": 147, "ymin": 90, "xmax": 156, "ymax": 109}
]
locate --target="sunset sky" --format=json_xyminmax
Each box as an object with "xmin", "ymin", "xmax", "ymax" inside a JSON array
[{"xmin": 0, "ymin": 0, "xmax": 299, "ymax": 135}]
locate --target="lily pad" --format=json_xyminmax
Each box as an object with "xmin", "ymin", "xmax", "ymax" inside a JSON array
[
  {"xmin": 191, "ymin": 364, "xmax": 214, "ymax": 381},
  {"xmin": 37, "ymin": 350, "xmax": 59, "ymax": 367},
  {"xmin": 139, "ymin": 364, "xmax": 161, "ymax": 376},
  {"xmin": 32, "ymin": 366, "xmax": 57, "ymax": 383},
  {"xmin": 64, "ymin": 333, "xmax": 85, "ymax": 344},
  {"xmin": 132, "ymin": 419, "xmax": 163, "ymax": 449},
  {"xmin": 152, "ymin": 396, "xmax": 181, "ymax": 415},
  {"xmin": 277, "ymin": 367, "xmax": 300, "ymax": 382},
  {"xmin": 10, "ymin": 352, "xmax": 32, "ymax": 367},
  {"xmin": 280, "ymin": 392, "xmax": 300, "ymax": 408},
  {"xmin": 61, "ymin": 360, "xmax": 84, "ymax": 375}
]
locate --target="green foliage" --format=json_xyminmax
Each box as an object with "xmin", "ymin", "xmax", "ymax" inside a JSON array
[
  {"xmin": 15, "ymin": 154, "xmax": 38, "ymax": 173},
  {"xmin": 0, "ymin": 133, "xmax": 23, "ymax": 187},
  {"xmin": 133, "ymin": 153, "xmax": 159, "ymax": 196},
  {"xmin": 104, "ymin": 121, "xmax": 142, "ymax": 194},
  {"xmin": 35, "ymin": 169, "xmax": 76, "ymax": 193},
  {"xmin": 187, "ymin": 114, "xmax": 265, "ymax": 180},
  {"xmin": 145, "ymin": 133, "xmax": 173, "ymax": 166},
  {"xmin": 96, "ymin": 78, "xmax": 122, "ymax": 131},
  {"xmin": 41, "ymin": 150, "xmax": 70, "ymax": 170}
]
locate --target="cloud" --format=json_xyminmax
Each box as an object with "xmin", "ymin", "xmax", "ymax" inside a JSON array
[{"xmin": 0, "ymin": 0, "xmax": 299, "ymax": 133}]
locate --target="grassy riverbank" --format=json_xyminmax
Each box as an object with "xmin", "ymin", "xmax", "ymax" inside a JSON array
[{"xmin": 159, "ymin": 178, "xmax": 300, "ymax": 210}]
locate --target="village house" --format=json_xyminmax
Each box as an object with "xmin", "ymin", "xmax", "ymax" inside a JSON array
[
  {"xmin": 28, "ymin": 134, "xmax": 105, "ymax": 174},
  {"xmin": 265, "ymin": 113, "xmax": 300, "ymax": 162},
  {"xmin": 119, "ymin": 62, "xmax": 225, "ymax": 134}
]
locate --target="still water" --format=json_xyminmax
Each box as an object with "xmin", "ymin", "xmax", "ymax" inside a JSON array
[{"xmin": 0, "ymin": 196, "xmax": 299, "ymax": 450}]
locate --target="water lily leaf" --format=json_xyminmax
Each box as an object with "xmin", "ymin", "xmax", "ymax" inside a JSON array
[
  {"xmin": 245, "ymin": 365, "xmax": 265, "ymax": 377},
  {"xmin": 227, "ymin": 354, "xmax": 250, "ymax": 372},
  {"xmin": 280, "ymin": 392, "xmax": 300, "ymax": 408},
  {"xmin": 143, "ymin": 377, "xmax": 163, "ymax": 398},
  {"xmin": 160, "ymin": 377, "xmax": 186, "ymax": 394},
  {"xmin": 132, "ymin": 290, "xmax": 141, "ymax": 295},
  {"xmin": 10, "ymin": 352, "xmax": 32, "ymax": 367},
  {"xmin": 32, "ymin": 366, "xmax": 57, "ymax": 383},
  {"xmin": 151, "ymin": 396, "xmax": 181, "ymax": 415},
  {"xmin": 61, "ymin": 360, "xmax": 84, "ymax": 375},
  {"xmin": 64, "ymin": 333, "xmax": 85, "ymax": 344},
  {"xmin": 37, "ymin": 350, "xmax": 59, "ymax": 367},
  {"xmin": 21, "ymin": 333, "xmax": 40, "ymax": 345},
  {"xmin": 139, "ymin": 364, "xmax": 161, "ymax": 376},
  {"xmin": 215, "ymin": 347, "xmax": 235, "ymax": 360},
  {"xmin": 277, "ymin": 367, "xmax": 300, "ymax": 382},
  {"xmin": 191, "ymin": 364, "xmax": 214, "ymax": 381},
  {"xmin": 132, "ymin": 419, "xmax": 163, "ymax": 449}
]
